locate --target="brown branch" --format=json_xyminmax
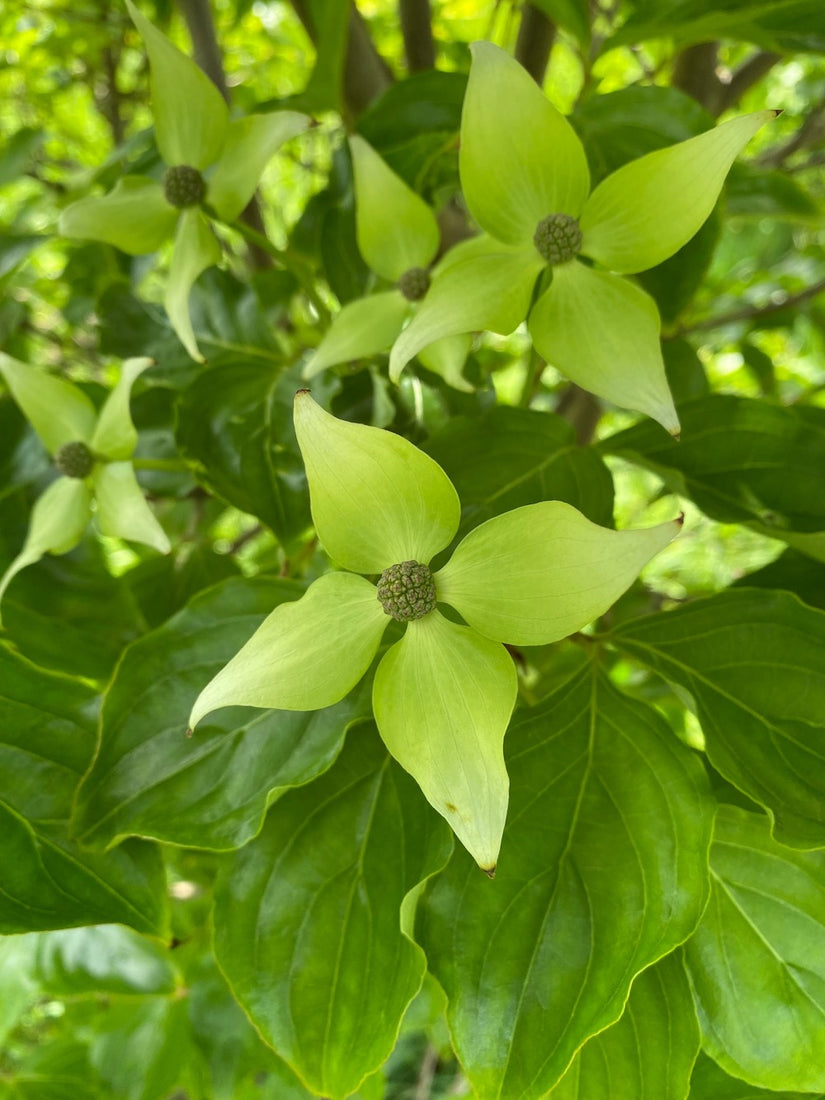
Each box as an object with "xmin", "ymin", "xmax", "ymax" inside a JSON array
[
  {"xmin": 671, "ymin": 41, "xmax": 721, "ymax": 113},
  {"xmin": 514, "ymin": 3, "xmax": 556, "ymax": 85},
  {"xmin": 716, "ymin": 49, "xmax": 781, "ymax": 114},
  {"xmin": 556, "ymin": 384, "xmax": 602, "ymax": 446},
  {"xmin": 176, "ymin": 0, "xmax": 230, "ymax": 102},
  {"xmin": 668, "ymin": 278, "xmax": 825, "ymax": 338},
  {"xmin": 400, "ymin": 0, "xmax": 435, "ymax": 72}
]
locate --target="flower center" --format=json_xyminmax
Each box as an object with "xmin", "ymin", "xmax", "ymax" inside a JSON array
[
  {"xmin": 397, "ymin": 267, "xmax": 431, "ymax": 302},
  {"xmin": 54, "ymin": 440, "xmax": 95, "ymax": 479},
  {"xmin": 377, "ymin": 560, "xmax": 436, "ymax": 621},
  {"xmin": 533, "ymin": 213, "xmax": 582, "ymax": 265},
  {"xmin": 163, "ymin": 165, "xmax": 207, "ymax": 209}
]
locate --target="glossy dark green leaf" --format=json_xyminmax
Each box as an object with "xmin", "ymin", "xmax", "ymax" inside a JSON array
[
  {"xmin": 602, "ymin": 395, "xmax": 825, "ymax": 537},
  {"xmin": 611, "ymin": 589, "xmax": 825, "ymax": 848},
  {"xmin": 0, "ymin": 644, "xmax": 167, "ymax": 935},
  {"xmin": 637, "ymin": 209, "xmax": 721, "ymax": 323},
  {"xmin": 548, "ymin": 950, "xmax": 700, "ymax": 1098},
  {"xmin": 726, "ymin": 163, "xmax": 821, "ymax": 221},
  {"xmin": 684, "ymin": 806, "xmax": 825, "ymax": 1092},
  {"xmin": 609, "ymin": 0, "xmax": 825, "ymax": 53},
  {"xmin": 175, "ymin": 363, "xmax": 314, "ymax": 547},
  {"xmin": 735, "ymin": 548, "xmax": 825, "ymax": 611},
  {"xmin": 213, "ymin": 724, "xmax": 452, "ymax": 1099},
  {"xmin": 689, "ymin": 1051, "xmax": 824, "ymax": 1099},
  {"xmin": 572, "ymin": 85, "xmax": 712, "ymax": 186},
  {"xmin": 663, "ymin": 339, "xmax": 710, "ymax": 404},
  {"xmin": 33, "ymin": 925, "xmax": 178, "ymax": 996},
  {"xmin": 417, "ymin": 665, "xmax": 713, "ymax": 1099},
  {"xmin": 424, "ymin": 405, "xmax": 614, "ymax": 541},
  {"xmin": 71, "ymin": 575, "xmax": 371, "ymax": 852}
]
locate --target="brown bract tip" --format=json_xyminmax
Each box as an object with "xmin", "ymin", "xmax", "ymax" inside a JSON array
[
  {"xmin": 675, "ymin": 512, "xmax": 685, "ymax": 528},
  {"xmin": 185, "ymin": 727, "xmax": 193, "ymax": 739},
  {"xmin": 482, "ymin": 865, "xmax": 496, "ymax": 880},
  {"xmin": 295, "ymin": 388, "xmax": 311, "ymax": 397},
  {"xmin": 772, "ymin": 108, "xmax": 783, "ymax": 117}
]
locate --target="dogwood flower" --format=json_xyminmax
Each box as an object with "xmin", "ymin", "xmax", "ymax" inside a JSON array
[
  {"xmin": 0, "ymin": 354, "xmax": 169, "ymax": 623},
  {"xmin": 390, "ymin": 42, "xmax": 777, "ymax": 432},
  {"xmin": 59, "ymin": 0, "xmax": 307, "ymax": 362},
  {"xmin": 303, "ymin": 135, "xmax": 471, "ymax": 391},
  {"xmin": 188, "ymin": 391, "xmax": 681, "ymax": 870}
]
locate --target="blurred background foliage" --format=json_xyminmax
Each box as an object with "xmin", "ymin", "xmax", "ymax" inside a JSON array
[{"xmin": 1, "ymin": 1, "xmax": 825, "ymax": 1096}]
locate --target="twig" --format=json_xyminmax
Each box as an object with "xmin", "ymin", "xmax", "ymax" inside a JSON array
[
  {"xmin": 515, "ymin": 3, "xmax": 556, "ymax": 85},
  {"xmin": 413, "ymin": 1043, "xmax": 439, "ymax": 1100},
  {"xmin": 400, "ymin": 0, "xmax": 435, "ymax": 72},
  {"xmin": 667, "ymin": 278, "xmax": 825, "ymax": 338}
]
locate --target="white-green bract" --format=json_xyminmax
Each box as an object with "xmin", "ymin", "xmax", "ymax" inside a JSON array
[
  {"xmin": 389, "ymin": 42, "xmax": 777, "ymax": 433},
  {"xmin": 0, "ymin": 354, "xmax": 169, "ymax": 624},
  {"xmin": 189, "ymin": 391, "xmax": 681, "ymax": 870},
  {"xmin": 58, "ymin": 0, "xmax": 307, "ymax": 362}
]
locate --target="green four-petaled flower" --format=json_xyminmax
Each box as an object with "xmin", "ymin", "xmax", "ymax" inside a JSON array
[
  {"xmin": 59, "ymin": 0, "xmax": 308, "ymax": 362},
  {"xmin": 189, "ymin": 391, "xmax": 681, "ymax": 870},
  {"xmin": 303, "ymin": 134, "xmax": 472, "ymax": 392},
  {"xmin": 0, "ymin": 354, "xmax": 170, "ymax": 623},
  {"xmin": 390, "ymin": 42, "xmax": 776, "ymax": 432}
]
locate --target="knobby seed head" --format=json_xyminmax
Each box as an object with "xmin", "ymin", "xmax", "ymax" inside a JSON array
[
  {"xmin": 377, "ymin": 560, "xmax": 437, "ymax": 621},
  {"xmin": 163, "ymin": 165, "xmax": 207, "ymax": 209},
  {"xmin": 55, "ymin": 440, "xmax": 95, "ymax": 479},
  {"xmin": 398, "ymin": 266, "xmax": 431, "ymax": 302},
  {"xmin": 533, "ymin": 213, "xmax": 582, "ymax": 265}
]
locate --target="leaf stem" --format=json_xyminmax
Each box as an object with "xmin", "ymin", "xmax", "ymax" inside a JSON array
[
  {"xmin": 132, "ymin": 457, "xmax": 189, "ymax": 472},
  {"xmin": 518, "ymin": 347, "xmax": 545, "ymax": 408}
]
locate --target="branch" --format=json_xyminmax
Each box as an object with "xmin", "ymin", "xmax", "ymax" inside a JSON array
[
  {"xmin": 343, "ymin": 2, "xmax": 395, "ymax": 116},
  {"xmin": 667, "ymin": 278, "xmax": 825, "ymax": 337},
  {"xmin": 176, "ymin": 0, "xmax": 230, "ymax": 102},
  {"xmin": 671, "ymin": 41, "xmax": 722, "ymax": 113},
  {"xmin": 515, "ymin": 3, "xmax": 556, "ymax": 85},
  {"xmin": 400, "ymin": 0, "xmax": 435, "ymax": 72},
  {"xmin": 716, "ymin": 49, "xmax": 781, "ymax": 114}
]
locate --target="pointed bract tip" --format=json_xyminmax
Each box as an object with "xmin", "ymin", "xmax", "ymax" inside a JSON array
[
  {"xmin": 675, "ymin": 512, "xmax": 685, "ymax": 528},
  {"xmin": 295, "ymin": 388, "xmax": 311, "ymax": 397},
  {"xmin": 185, "ymin": 727, "xmax": 193, "ymax": 739},
  {"xmin": 482, "ymin": 865, "xmax": 496, "ymax": 879},
  {"xmin": 671, "ymin": 430, "xmax": 682, "ymax": 442},
  {"xmin": 772, "ymin": 108, "xmax": 783, "ymax": 118}
]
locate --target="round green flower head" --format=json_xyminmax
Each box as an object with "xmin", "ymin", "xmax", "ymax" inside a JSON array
[
  {"xmin": 397, "ymin": 266, "xmax": 431, "ymax": 302},
  {"xmin": 377, "ymin": 560, "xmax": 437, "ymax": 621},
  {"xmin": 163, "ymin": 165, "xmax": 207, "ymax": 209},
  {"xmin": 533, "ymin": 213, "xmax": 582, "ymax": 265},
  {"xmin": 54, "ymin": 440, "xmax": 95, "ymax": 479}
]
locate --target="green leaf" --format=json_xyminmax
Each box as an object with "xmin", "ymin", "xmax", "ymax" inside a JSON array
[
  {"xmin": 580, "ymin": 111, "xmax": 776, "ymax": 274},
  {"xmin": 424, "ymin": 405, "xmax": 614, "ymax": 535},
  {"xmin": 164, "ymin": 209, "xmax": 222, "ymax": 362},
  {"xmin": 33, "ymin": 925, "xmax": 178, "ymax": 996},
  {"xmin": 684, "ymin": 806, "xmax": 825, "ymax": 1092},
  {"xmin": 0, "ymin": 1040, "xmax": 104, "ymax": 1100},
  {"xmin": 726, "ymin": 161, "xmax": 822, "ymax": 221},
  {"xmin": 373, "ymin": 610, "xmax": 516, "ymax": 871},
  {"xmin": 415, "ymin": 333, "xmax": 473, "ymax": 393},
  {"xmin": 0, "ymin": 644, "xmax": 167, "ymax": 934},
  {"xmin": 213, "ymin": 724, "xmax": 452, "ymax": 1099},
  {"xmin": 460, "ymin": 42, "xmax": 590, "ymax": 245},
  {"xmin": 58, "ymin": 178, "xmax": 177, "ymax": 256},
  {"xmin": 688, "ymin": 1050, "xmax": 823, "ymax": 1099},
  {"xmin": 602, "ymin": 396, "xmax": 825, "ymax": 539},
  {"xmin": 89, "ymin": 357, "xmax": 153, "ymax": 461},
  {"xmin": 189, "ymin": 571, "xmax": 388, "ymax": 727},
  {"xmin": 735, "ymin": 548, "xmax": 825, "ymax": 612},
  {"xmin": 350, "ymin": 135, "xmax": 440, "ymax": 281},
  {"xmin": 303, "ymin": 290, "xmax": 411, "ymax": 376},
  {"xmin": 294, "ymin": 391, "xmax": 460, "ymax": 573},
  {"xmin": 0, "ymin": 935, "xmax": 38, "ymax": 1046},
  {"xmin": 610, "ymin": 589, "xmax": 825, "ymax": 849},
  {"xmin": 92, "ymin": 461, "xmax": 170, "ymax": 553},
  {"xmin": 71, "ymin": 576, "xmax": 371, "ymax": 851},
  {"xmin": 89, "ymin": 995, "xmax": 191, "ymax": 1100},
  {"xmin": 417, "ymin": 665, "xmax": 713, "ymax": 1098},
  {"xmin": 0, "ymin": 478, "xmax": 92, "ymax": 622},
  {"xmin": 126, "ymin": 0, "xmax": 229, "ymax": 169},
  {"xmin": 547, "ymin": 951, "xmax": 700, "ymax": 1098},
  {"xmin": 389, "ymin": 243, "xmax": 544, "ymax": 381},
  {"xmin": 0, "ymin": 353, "xmax": 97, "ymax": 453},
  {"xmin": 207, "ymin": 111, "xmax": 309, "ymax": 223},
  {"xmin": 175, "ymin": 362, "xmax": 313, "ymax": 548},
  {"xmin": 437, "ymin": 503, "xmax": 681, "ymax": 645}
]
